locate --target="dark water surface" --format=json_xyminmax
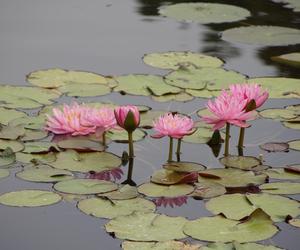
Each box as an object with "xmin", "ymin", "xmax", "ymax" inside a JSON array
[{"xmin": 0, "ymin": 0, "xmax": 300, "ymax": 250}]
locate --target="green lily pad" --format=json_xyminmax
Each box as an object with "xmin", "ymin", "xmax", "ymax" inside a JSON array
[
  {"xmin": 0, "ymin": 125, "xmax": 25, "ymax": 140},
  {"xmin": 21, "ymin": 129, "xmax": 48, "ymax": 141},
  {"xmin": 191, "ymin": 181, "xmax": 226, "ymax": 199},
  {"xmin": 260, "ymin": 182, "xmax": 300, "ymax": 194},
  {"xmin": 247, "ymin": 77, "xmax": 300, "ymax": 98},
  {"xmin": 150, "ymin": 169, "xmax": 196, "ymax": 185},
  {"xmin": 16, "ymin": 165, "xmax": 74, "ymax": 183},
  {"xmin": 183, "ymin": 209, "xmax": 278, "ymax": 242},
  {"xmin": 186, "ymin": 89, "xmax": 221, "ymax": 98},
  {"xmin": 273, "ymin": 0, "xmax": 300, "ymax": 12},
  {"xmin": 0, "ymin": 148, "xmax": 16, "ymax": 168},
  {"xmin": 16, "ymin": 152, "xmax": 56, "ymax": 164},
  {"xmin": 165, "ymin": 68, "xmax": 246, "ymax": 90},
  {"xmin": 222, "ymin": 26, "xmax": 300, "ymax": 46},
  {"xmin": 50, "ymin": 150, "xmax": 121, "ymax": 173},
  {"xmin": 202, "ymin": 242, "xmax": 283, "ymax": 250},
  {"xmin": 54, "ymin": 179, "xmax": 118, "ymax": 194},
  {"xmin": 114, "ymin": 74, "xmax": 181, "ymax": 96},
  {"xmin": 159, "ymin": 3, "xmax": 250, "ymax": 24},
  {"xmin": 122, "ymin": 241, "xmax": 202, "ymax": 250},
  {"xmin": 220, "ymin": 156, "xmax": 260, "ymax": 170},
  {"xmin": 22, "ymin": 141, "xmax": 59, "ymax": 153},
  {"xmin": 0, "ymin": 107, "xmax": 27, "ymax": 126},
  {"xmin": 140, "ymin": 110, "xmax": 166, "ymax": 128},
  {"xmin": 259, "ymin": 108, "xmax": 297, "ymax": 121},
  {"xmin": 183, "ymin": 127, "xmax": 223, "ymax": 144},
  {"xmin": 107, "ymin": 129, "xmax": 146, "ymax": 143},
  {"xmin": 58, "ymin": 83, "xmax": 111, "ymax": 97},
  {"xmin": 288, "ymin": 218, "xmax": 300, "ymax": 228},
  {"xmin": 10, "ymin": 115, "xmax": 46, "ymax": 130},
  {"xmin": 0, "ymin": 189, "xmax": 62, "ymax": 207},
  {"xmin": 263, "ymin": 168, "xmax": 300, "ymax": 180},
  {"xmin": 138, "ymin": 182, "xmax": 194, "ymax": 197},
  {"xmin": 27, "ymin": 68, "xmax": 107, "ymax": 88},
  {"xmin": 272, "ymin": 52, "xmax": 300, "ymax": 67},
  {"xmin": 98, "ymin": 185, "xmax": 138, "ymax": 200},
  {"xmin": 78, "ymin": 197, "xmax": 155, "ymax": 219},
  {"xmin": 105, "ymin": 211, "xmax": 187, "ymax": 241},
  {"xmin": 143, "ymin": 51, "xmax": 223, "ymax": 70},
  {"xmin": 0, "ymin": 140, "xmax": 24, "ymax": 152},
  {"xmin": 151, "ymin": 92, "xmax": 194, "ymax": 102},
  {"xmin": 288, "ymin": 140, "xmax": 300, "ymax": 150},
  {"xmin": 57, "ymin": 137, "xmax": 104, "ymax": 151},
  {"xmin": 198, "ymin": 168, "xmax": 267, "ymax": 187},
  {"xmin": 163, "ymin": 161, "xmax": 206, "ymax": 173},
  {"xmin": 283, "ymin": 121, "xmax": 300, "ymax": 130},
  {"xmin": 0, "ymin": 169, "xmax": 9, "ymax": 179}
]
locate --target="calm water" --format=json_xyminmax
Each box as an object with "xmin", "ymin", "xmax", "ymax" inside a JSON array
[{"xmin": 0, "ymin": 0, "xmax": 299, "ymax": 249}]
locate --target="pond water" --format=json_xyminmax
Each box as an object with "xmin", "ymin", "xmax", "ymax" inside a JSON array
[{"xmin": 0, "ymin": 0, "xmax": 299, "ymax": 250}]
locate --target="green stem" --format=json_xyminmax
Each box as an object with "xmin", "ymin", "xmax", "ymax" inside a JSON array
[
  {"xmin": 176, "ymin": 138, "xmax": 182, "ymax": 156},
  {"xmin": 102, "ymin": 131, "xmax": 106, "ymax": 148},
  {"xmin": 128, "ymin": 132, "xmax": 134, "ymax": 159},
  {"xmin": 224, "ymin": 123, "xmax": 230, "ymax": 157},
  {"xmin": 238, "ymin": 127, "xmax": 245, "ymax": 149},
  {"xmin": 168, "ymin": 137, "xmax": 173, "ymax": 162}
]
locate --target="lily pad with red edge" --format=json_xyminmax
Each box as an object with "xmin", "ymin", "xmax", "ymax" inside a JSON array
[
  {"xmin": 260, "ymin": 142, "xmax": 289, "ymax": 152},
  {"xmin": 285, "ymin": 164, "xmax": 300, "ymax": 173}
]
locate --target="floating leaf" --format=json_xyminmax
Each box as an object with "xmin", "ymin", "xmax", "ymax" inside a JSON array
[
  {"xmin": 283, "ymin": 121, "xmax": 300, "ymax": 130},
  {"xmin": 57, "ymin": 137, "xmax": 104, "ymax": 151},
  {"xmin": 98, "ymin": 185, "xmax": 138, "ymax": 200},
  {"xmin": 0, "ymin": 107, "xmax": 26, "ymax": 125},
  {"xmin": 21, "ymin": 129, "xmax": 48, "ymax": 141},
  {"xmin": 0, "ymin": 125, "xmax": 25, "ymax": 140},
  {"xmin": 22, "ymin": 141, "xmax": 59, "ymax": 153},
  {"xmin": 263, "ymin": 168, "xmax": 300, "ymax": 180},
  {"xmin": 16, "ymin": 152, "xmax": 56, "ymax": 164},
  {"xmin": 0, "ymin": 190, "xmax": 61, "ymax": 207},
  {"xmin": 260, "ymin": 142, "xmax": 289, "ymax": 152},
  {"xmin": 183, "ymin": 127, "xmax": 220, "ymax": 144},
  {"xmin": 0, "ymin": 169, "xmax": 9, "ymax": 179},
  {"xmin": 288, "ymin": 140, "xmax": 300, "ymax": 151},
  {"xmin": 151, "ymin": 92, "xmax": 193, "ymax": 102},
  {"xmin": 50, "ymin": 150, "xmax": 121, "ymax": 173},
  {"xmin": 259, "ymin": 108, "xmax": 297, "ymax": 121},
  {"xmin": 272, "ymin": 0, "xmax": 300, "ymax": 12},
  {"xmin": 233, "ymin": 242, "xmax": 283, "ymax": 250},
  {"xmin": 122, "ymin": 240, "xmax": 202, "ymax": 250},
  {"xmin": 140, "ymin": 110, "xmax": 166, "ymax": 129},
  {"xmin": 163, "ymin": 161, "xmax": 206, "ymax": 173},
  {"xmin": 159, "ymin": 3, "xmax": 250, "ymax": 24},
  {"xmin": 288, "ymin": 218, "xmax": 300, "ymax": 228},
  {"xmin": 0, "ymin": 140, "xmax": 24, "ymax": 152},
  {"xmin": 78, "ymin": 197, "xmax": 155, "ymax": 219},
  {"xmin": 107, "ymin": 129, "xmax": 146, "ymax": 143},
  {"xmin": 222, "ymin": 26, "xmax": 300, "ymax": 46},
  {"xmin": 151, "ymin": 169, "xmax": 198, "ymax": 185},
  {"xmin": 10, "ymin": 115, "xmax": 46, "ymax": 130},
  {"xmin": 58, "ymin": 83, "xmax": 111, "ymax": 97},
  {"xmin": 0, "ymin": 147, "xmax": 16, "ymax": 167},
  {"xmin": 260, "ymin": 182, "xmax": 300, "ymax": 194},
  {"xmin": 138, "ymin": 182, "xmax": 194, "ymax": 197},
  {"xmin": 186, "ymin": 89, "xmax": 221, "ymax": 98},
  {"xmin": 16, "ymin": 165, "xmax": 74, "ymax": 183},
  {"xmin": 27, "ymin": 68, "xmax": 107, "ymax": 88},
  {"xmin": 54, "ymin": 179, "xmax": 118, "ymax": 194},
  {"xmin": 272, "ymin": 52, "xmax": 300, "ymax": 67},
  {"xmin": 191, "ymin": 181, "xmax": 226, "ymax": 199},
  {"xmin": 143, "ymin": 51, "xmax": 223, "ymax": 70},
  {"xmin": 105, "ymin": 212, "xmax": 187, "ymax": 241},
  {"xmin": 220, "ymin": 156, "xmax": 260, "ymax": 170},
  {"xmin": 285, "ymin": 164, "xmax": 300, "ymax": 173}
]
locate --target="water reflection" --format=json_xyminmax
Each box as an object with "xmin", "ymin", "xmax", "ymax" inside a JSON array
[
  {"xmin": 153, "ymin": 196, "xmax": 188, "ymax": 208},
  {"xmin": 87, "ymin": 167, "xmax": 124, "ymax": 182}
]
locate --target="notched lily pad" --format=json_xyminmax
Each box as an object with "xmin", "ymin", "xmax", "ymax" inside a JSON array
[
  {"xmin": 98, "ymin": 185, "xmax": 138, "ymax": 200},
  {"xmin": 259, "ymin": 108, "xmax": 297, "ymax": 121},
  {"xmin": 58, "ymin": 83, "xmax": 111, "ymax": 97},
  {"xmin": 219, "ymin": 156, "xmax": 260, "ymax": 170},
  {"xmin": 288, "ymin": 218, "xmax": 300, "ymax": 228},
  {"xmin": 21, "ymin": 129, "xmax": 48, "ymax": 141},
  {"xmin": 191, "ymin": 181, "xmax": 226, "ymax": 199},
  {"xmin": 0, "ymin": 107, "xmax": 27, "ymax": 126},
  {"xmin": 260, "ymin": 182, "xmax": 300, "ymax": 194},
  {"xmin": 16, "ymin": 152, "xmax": 56, "ymax": 164}
]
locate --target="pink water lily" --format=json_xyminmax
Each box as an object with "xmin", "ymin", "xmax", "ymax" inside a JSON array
[
  {"xmin": 114, "ymin": 105, "xmax": 140, "ymax": 132},
  {"xmin": 152, "ymin": 113, "xmax": 194, "ymax": 139},
  {"xmin": 45, "ymin": 103, "xmax": 96, "ymax": 136}
]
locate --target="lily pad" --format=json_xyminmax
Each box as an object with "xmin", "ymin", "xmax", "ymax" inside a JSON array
[
  {"xmin": 16, "ymin": 165, "xmax": 74, "ymax": 183},
  {"xmin": 78, "ymin": 197, "xmax": 155, "ymax": 219},
  {"xmin": 260, "ymin": 142, "xmax": 289, "ymax": 152},
  {"xmin": 54, "ymin": 179, "xmax": 118, "ymax": 194},
  {"xmin": 259, "ymin": 108, "xmax": 297, "ymax": 121},
  {"xmin": 50, "ymin": 150, "xmax": 121, "ymax": 173},
  {"xmin": 107, "ymin": 129, "xmax": 146, "ymax": 143},
  {"xmin": 58, "ymin": 83, "xmax": 111, "ymax": 97},
  {"xmin": 187, "ymin": 89, "xmax": 221, "ymax": 98},
  {"xmin": 122, "ymin": 241, "xmax": 202, "ymax": 250},
  {"xmin": 273, "ymin": 0, "xmax": 300, "ymax": 12},
  {"xmin": 163, "ymin": 161, "xmax": 206, "ymax": 173},
  {"xmin": 22, "ymin": 141, "xmax": 59, "ymax": 153},
  {"xmin": 0, "ymin": 189, "xmax": 62, "ymax": 207},
  {"xmin": 285, "ymin": 164, "xmax": 300, "ymax": 173},
  {"xmin": 98, "ymin": 185, "xmax": 138, "ymax": 200},
  {"xmin": 202, "ymin": 242, "xmax": 283, "ymax": 250},
  {"xmin": 27, "ymin": 68, "xmax": 107, "ymax": 88},
  {"xmin": 260, "ymin": 182, "xmax": 300, "ymax": 194},
  {"xmin": 0, "ymin": 125, "xmax": 25, "ymax": 140},
  {"xmin": 0, "ymin": 148, "xmax": 16, "ymax": 168},
  {"xmin": 138, "ymin": 182, "xmax": 194, "ymax": 197},
  {"xmin": 198, "ymin": 168, "xmax": 267, "ymax": 187},
  {"xmin": 183, "ymin": 209, "xmax": 278, "ymax": 242},
  {"xmin": 151, "ymin": 169, "xmax": 198, "ymax": 185},
  {"xmin": 219, "ymin": 156, "xmax": 260, "ymax": 170},
  {"xmin": 191, "ymin": 181, "xmax": 226, "ymax": 199},
  {"xmin": 105, "ymin": 211, "xmax": 187, "ymax": 241},
  {"xmin": 16, "ymin": 152, "xmax": 56, "ymax": 164},
  {"xmin": 288, "ymin": 140, "xmax": 300, "ymax": 151},
  {"xmin": 272, "ymin": 52, "xmax": 300, "ymax": 67},
  {"xmin": 10, "ymin": 115, "xmax": 46, "ymax": 130},
  {"xmin": 222, "ymin": 26, "xmax": 300, "ymax": 46},
  {"xmin": 263, "ymin": 168, "xmax": 300, "ymax": 180},
  {"xmin": 288, "ymin": 218, "xmax": 300, "ymax": 228},
  {"xmin": 143, "ymin": 51, "xmax": 223, "ymax": 70},
  {"xmin": 0, "ymin": 107, "xmax": 26, "ymax": 125},
  {"xmin": 183, "ymin": 127, "xmax": 218, "ymax": 144},
  {"xmin": 21, "ymin": 129, "xmax": 48, "ymax": 141},
  {"xmin": 57, "ymin": 137, "xmax": 104, "ymax": 151},
  {"xmin": 0, "ymin": 169, "xmax": 9, "ymax": 179},
  {"xmin": 159, "ymin": 3, "xmax": 250, "ymax": 24},
  {"xmin": 0, "ymin": 140, "xmax": 24, "ymax": 152},
  {"xmin": 283, "ymin": 121, "xmax": 300, "ymax": 130},
  {"xmin": 140, "ymin": 110, "xmax": 166, "ymax": 128},
  {"xmin": 151, "ymin": 92, "xmax": 193, "ymax": 102}
]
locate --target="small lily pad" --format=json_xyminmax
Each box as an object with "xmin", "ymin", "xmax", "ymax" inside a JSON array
[
  {"xmin": 0, "ymin": 147, "xmax": 16, "ymax": 168},
  {"xmin": 0, "ymin": 107, "xmax": 27, "ymax": 125},
  {"xmin": 22, "ymin": 141, "xmax": 59, "ymax": 153},
  {"xmin": 288, "ymin": 140, "xmax": 300, "ymax": 151},
  {"xmin": 202, "ymin": 242, "xmax": 283, "ymax": 250},
  {"xmin": 98, "ymin": 185, "xmax": 138, "ymax": 200},
  {"xmin": 107, "ymin": 129, "xmax": 146, "ymax": 143},
  {"xmin": 183, "ymin": 127, "xmax": 218, "ymax": 144},
  {"xmin": 263, "ymin": 168, "xmax": 300, "ymax": 180},
  {"xmin": 191, "ymin": 181, "xmax": 226, "ymax": 199},
  {"xmin": 0, "ymin": 125, "xmax": 25, "ymax": 140},
  {"xmin": 260, "ymin": 182, "xmax": 300, "ymax": 194},
  {"xmin": 259, "ymin": 108, "xmax": 297, "ymax": 121},
  {"xmin": 288, "ymin": 218, "xmax": 300, "ymax": 228},
  {"xmin": 105, "ymin": 212, "xmax": 187, "ymax": 241},
  {"xmin": 159, "ymin": 3, "xmax": 250, "ymax": 24},
  {"xmin": 220, "ymin": 156, "xmax": 260, "ymax": 170},
  {"xmin": 272, "ymin": 52, "xmax": 300, "ymax": 67},
  {"xmin": 151, "ymin": 169, "xmax": 197, "ymax": 185},
  {"xmin": 260, "ymin": 142, "xmax": 289, "ymax": 152},
  {"xmin": 21, "ymin": 129, "xmax": 48, "ymax": 142},
  {"xmin": 10, "ymin": 115, "xmax": 46, "ymax": 130},
  {"xmin": 57, "ymin": 137, "xmax": 104, "ymax": 152},
  {"xmin": 138, "ymin": 182, "xmax": 194, "ymax": 197},
  {"xmin": 151, "ymin": 92, "xmax": 194, "ymax": 103},
  {"xmin": 58, "ymin": 83, "xmax": 111, "ymax": 97},
  {"xmin": 222, "ymin": 26, "xmax": 300, "ymax": 46},
  {"xmin": 0, "ymin": 190, "xmax": 62, "ymax": 207},
  {"xmin": 122, "ymin": 241, "xmax": 202, "ymax": 250},
  {"xmin": 16, "ymin": 152, "xmax": 56, "ymax": 164},
  {"xmin": 0, "ymin": 169, "xmax": 9, "ymax": 179},
  {"xmin": 163, "ymin": 161, "xmax": 206, "ymax": 173},
  {"xmin": 0, "ymin": 139, "xmax": 24, "ymax": 152},
  {"xmin": 283, "ymin": 121, "xmax": 300, "ymax": 130},
  {"xmin": 54, "ymin": 179, "xmax": 118, "ymax": 194},
  {"xmin": 78, "ymin": 197, "xmax": 155, "ymax": 219},
  {"xmin": 143, "ymin": 51, "xmax": 223, "ymax": 70},
  {"xmin": 186, "ymin": 89, "xmax": 221, "ymax": 98}
]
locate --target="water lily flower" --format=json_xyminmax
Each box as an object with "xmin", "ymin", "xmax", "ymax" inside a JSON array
[
  {"xmin": 45, "ymin": 103, "xmax": 96, "ymax": 136},
  {"xmin": 152, "ymin": 113, "xmax": 194, "ymax": 162}
]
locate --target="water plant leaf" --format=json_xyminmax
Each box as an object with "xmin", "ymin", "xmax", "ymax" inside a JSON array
[
  {"xmin": 16, "ymin": 165, "xmax": 74, "ymax": 183},
  {"xmin": 0, "ymin": 148, "xmax": 16, "ymax": 168},
  {"xmin": 27, "ymin": 68, "xmax": 107, "ymax": 88},
  {"xmin": 272, "ymin": 0, "xmax": 300, "ymax": 12},
  {"xmin": 16, "ymin": 152, "xmax": 56, "ymax": 164},
  {"xmin": 57, "ymin": 137, "xmax": 104, "ymax": 151},
  {"xmin": 183, "ymin": 127, "xmax": 220, "ymax": 144},
  {"xmin": 138, "ymin": 182, "xmax": 194, "ymax": 197},
  {"xmin": 191, "ymin": 181, "xmax": 226, "ymax": 199},
  {"xmin": 288, "ymin": 218, "xmax": 300, "ymax": 228},
  {"xmin": 54, "ymin": 179, "xmax": 118, "ymax": 194},
  {"xmin": 285, "ymin": 164, "xmax": 300, "ymax": 173},
  {"xmin": 263, "ymin": 168, "xmax": 300, "ymax": 180},
  {"xmin": 183, "ymin": 209, "xmax": 278, "ymax": 242},
  {"xmin": 186, "ymin": 89, "xmax": 221, "ymax": 98},
  {"xmin": 151, "ymin": 169, "xmax": 198, "ymax": 185},
  {"xmin": 98, "ymin": 185, "xmax": 138, "ymax": 200},
  {"xmin": 22, "ymin": 141, "xmax": 59, "ymax": 153},
  {"xmin": 260, "ymin": 182, "xmax": 300, "ymax": 194},
  {"xmin": 163, "ymin": 161, "xmax": 206, "ymax": 173},
  {"xmin": 0, "ymin": 125, "xmax": 25, "ymax": 140},
  {"xmin": 288, "ymin": 140, "xmax": 300, "ymax": 151},
  {"xmin": 58, "ymin": 83, "xmax": 111, "ymax": 97},
  {"xmin": 0, "ymin": 169, "xmax": 9, "ymax": 179},
  {"xmin": 21, "ymin": 129, "xmax": 48, "ymax": 141},
  {"xmin": 272, "ymin": 52, "xmax": 300, "ymax": 67},
  {"xmin": 233, "ymin": 242, "xmax": 284, "ymax": 250},
  {"xmin": 114, "ymin": 74, "xmax": 181, "ymax": 96},
  {"xmin": 139, "ymin": 110, "xmax": 166, "ymax": 129},
  {"xmin": 143, "ymin": 51, "xmax": 223, "ymax": 70},
  {"xmin": 260, "ymin": 142, "xmax": 289, "ymax": 152},
  {"xmin": 0, "ymin": 189, "xmax": 62, "ymax": 207},
  {"xmin": 122, "ymin": 240, "xmax": 202, "ymax": 250},
  {"xmin": 165, "ymin": 68, "xmax": 246, "ymax": 90},
  {"xmin": 78, "ymin": 197, "xmax": 155, "ymax": 219},
  {"xmin": 0, "ymin": 140, "xmax": 24, "ymax": 152},
  {"xmin": 0, "ymin": 107, "xmax": 27, "ymax": 125},
  {"xmin": 50, "ymin": 150, "xmax": 121, "ymax": 173},
  {"xmin": 222, "ymin": 26, "xmax": 300, "ymax": 46},
  {"xmin": 107, "ymin": 129, "xmax": 146, "ymax": 143},
  {"xmin": 151, "ymin": 92, "xmax": 193, "ymax": 102},
  {"xmin": 219, "ymin": 156, "xmax": 260, "ymax": 170},
  {"xmin": 247, "ymin": 77, "xmax": 300, "ymax": 98},
  {"xmin": 10, "ymin": 115, "xmax": 46, "ymax": 130},
  {"xmin": 198, "ymin": 168, "xmax": 267, "ymax": 187},
  {"xmin": 105, "ymin": 211, "xmax": 187, "ymax": 241},
  {"xmin": 159, "ymin": 3, "xmax": 250, "ymax": 24},
  {"xmin": 283, "ymin": 121, "xmax": 300, "ymax": 130},
  {"xmin": 259, "ymin": 108, "xmax": 297, "ymax": 121}
]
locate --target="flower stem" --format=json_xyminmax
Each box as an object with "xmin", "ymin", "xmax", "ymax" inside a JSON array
[
  {"xmin": 128, "ymin": 131, "xmax": 134, "ymax": 159},
  {"xmin": 176, "ymin": 138, "xmax": 182, "ymax": 157},
  {"xmin": 168, "ymin": 137, "xmax": 173, "ymax": 162},
  {"xmin": 238, "ymin": 127, "xmax": 245, "ymax": 149},
  {"xmin": 102, "ymin": 131, "xmax": 106, "ymax": 148},
  {"xmin": 224, "ymin": 123, "xmax": 230, "ymax": 157}
]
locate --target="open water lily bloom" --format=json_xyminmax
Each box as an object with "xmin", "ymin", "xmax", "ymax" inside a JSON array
[
  {"xmin": 45, "ymin": 103, "xmax": 96, "ymax": 136},
  {"xmin": 152, "ymin": 113, "xmax": 194, "ymax": 139},
  {"xmin": 83, "ymin": 107, "xmax": 116, "ymax": 132},
  {"xmin": 202, "ymin": 91, "xmax": 255, "ymax": 131}
]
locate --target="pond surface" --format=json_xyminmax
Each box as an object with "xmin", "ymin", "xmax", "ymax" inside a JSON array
[{"xmin": 0, "ymin": 0, "xmax": 299, "ymax": 250}]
